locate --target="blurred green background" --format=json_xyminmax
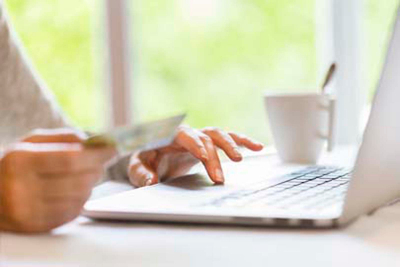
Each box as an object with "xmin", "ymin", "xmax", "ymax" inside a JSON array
[
  {"xmin": 5, "ymin": 0, "xmax": 104, "ymax": 130},
  {"xmin": 4, "ymin": 0, "xmax": 399, "ymax": 143}
]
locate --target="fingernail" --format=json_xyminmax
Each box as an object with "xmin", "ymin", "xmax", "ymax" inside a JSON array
[
  {"xmin": 144, "ymin": 174, "xmax": 153, "ymax": 186},
  {"xmin": 215, "ymin": 169, "xmax": 224, "ymax": 183},
  {"xmin": 200, "ymin": 148, "xmax": 209, "ymax": 161},
  {"xmin": 254, "ymin": 140, "xmax": 264, "ymax": 147},
  {"xmin": 145, "ymin": 179, "xmax": 153, "ymax": 186},
  {"xmin": 234, "ymin": 148, "xmax": 242, "ymax": 157}
]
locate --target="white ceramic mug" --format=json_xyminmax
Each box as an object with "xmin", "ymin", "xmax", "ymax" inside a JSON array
[{"xmin": 264, "ymin": 93, "xmax": 336, "ymax": 164}]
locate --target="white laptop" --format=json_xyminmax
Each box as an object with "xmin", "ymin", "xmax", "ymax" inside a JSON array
[{"xmin": 83, "ymin": 7, "xmax": 400, "ymax": 228}]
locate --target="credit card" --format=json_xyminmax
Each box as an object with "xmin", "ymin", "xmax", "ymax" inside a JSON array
[{"xmin": 84, "ymin": 114, "xmax": 186, "ymax": 153}]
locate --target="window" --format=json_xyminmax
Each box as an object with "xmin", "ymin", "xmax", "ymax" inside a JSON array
[
  {"xmin": 130, "ymin": 0, "xmax": 317, "ymax": 143},
  {"xmin": 5, "ymin": 0, "xmax": 105, "ymax": 131},
  {"xmin": 7, "ymin": 0, "xmax": 397, "ymax": 145},
  {"xmin": 365, "ymin": 0, "xmax": 399, "ymax": 101}
]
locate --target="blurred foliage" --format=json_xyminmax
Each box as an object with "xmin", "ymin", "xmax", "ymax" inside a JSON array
[
  {"xmin": 4, "ymin": 0, "xmax": 398, "ymax": 143},
  {"xmin": 131, "ymin": 0, "xmax": 317, "ymax": 143},
  {"xmin": 5, "ymin": 0, "xmax": 104, "ymax": 130}
]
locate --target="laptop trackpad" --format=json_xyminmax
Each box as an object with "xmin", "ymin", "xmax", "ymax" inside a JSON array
[{"xmin": 85, "ymin": 155, "xmax": 306, "ymax": 213}]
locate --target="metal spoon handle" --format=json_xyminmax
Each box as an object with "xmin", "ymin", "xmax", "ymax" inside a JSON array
[{"xmin": 321, "ymin": 63, "xmax": 336, "ymax": 93}]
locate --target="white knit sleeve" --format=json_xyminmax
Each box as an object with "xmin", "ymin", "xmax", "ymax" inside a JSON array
[
  {"xmin": 0, "ymin": 1, "xmax": 69, "ymax": 146},
  {"xmin": 0, "ymin": 2, "xmax": 131, "ymax": 183}
]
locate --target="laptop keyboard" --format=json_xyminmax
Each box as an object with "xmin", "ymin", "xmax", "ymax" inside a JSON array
[{"xmin": 202, "ymin": 166, "xmax": 351, "ymax": 211}]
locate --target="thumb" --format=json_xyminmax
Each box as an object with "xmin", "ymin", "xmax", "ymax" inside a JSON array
[
  {"xmin": 128, "ymin": 153, "xmax": 159, "ymax": 187},
  {"xmin": 23, "ymin": 128, "xmax": 87, "ymax": 143}
]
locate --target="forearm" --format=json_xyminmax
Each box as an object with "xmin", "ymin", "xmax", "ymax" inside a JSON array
[{"xmin": 0, "ymin": 2, "xmax": 69, "ymax": 146}]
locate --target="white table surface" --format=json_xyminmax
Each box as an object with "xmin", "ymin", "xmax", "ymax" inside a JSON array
[{"xmin": 2, "ymin": 147, "xmax": 400, "ymax": 267}]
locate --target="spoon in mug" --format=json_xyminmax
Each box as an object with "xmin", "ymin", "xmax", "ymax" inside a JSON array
[{"xmin": 321, "ymin": 63, "xmax": 336, "ymax": 94}]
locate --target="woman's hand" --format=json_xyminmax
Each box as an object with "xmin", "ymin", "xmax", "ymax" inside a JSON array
[
  {"xmin": 128, "ymin": 126, "xmax": 263, "ymax": 187},
  {"xmin": 0, "ymin": 128, "xmax": 116, "ymax": 233}
]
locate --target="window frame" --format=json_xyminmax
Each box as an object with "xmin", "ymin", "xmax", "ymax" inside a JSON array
[
  {"xmin": 105, "ymin": 0, "xmax": 132, "ymax": 128},
  {"xmin": 106, "ymin": 0, "xmax": 367, "ymax": 144},
  {"xmin": 316, "ymin": 0, "xmax": 367, "ymax": 145}
]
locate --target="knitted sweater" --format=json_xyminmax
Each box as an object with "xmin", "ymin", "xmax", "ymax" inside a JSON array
[{"xmin": 0, "ymin": 1, "xmax": 129, "ymax": 182}]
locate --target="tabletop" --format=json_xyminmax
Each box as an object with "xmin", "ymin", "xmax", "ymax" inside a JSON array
[{"xmin": 2, "ymin": 147, "xmax": 400, "ymax": 267}]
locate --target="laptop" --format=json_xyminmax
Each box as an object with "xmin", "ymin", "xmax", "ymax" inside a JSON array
[{"xmin": 83, "ymin": 7, "xmax": 400, "ymax": 228}]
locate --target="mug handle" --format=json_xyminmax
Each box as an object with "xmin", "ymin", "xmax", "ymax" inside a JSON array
[{"xmin": 327, "ymin": 97, "xmax": 336, "ymax": 152}]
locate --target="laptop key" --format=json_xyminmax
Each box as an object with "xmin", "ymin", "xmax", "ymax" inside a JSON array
[{"xmin": 200, "ymin": 166, "xmax": 352, "ymax": 210}]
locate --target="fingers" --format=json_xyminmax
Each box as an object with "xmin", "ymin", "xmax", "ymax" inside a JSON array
[
  {"xmin": 203, "ymin": 127, "xmax": 243, "ymax": 162},
  {"xmin": 43, "ymin": 202, "xmax": 83, "ymax": 231},
  {"xmin": 5, "ymin": 201, "xmax": 83, "ymax": 233},
  {"xmin": 20, "ymin": 128, "xmax": 115, "ymax": 173},
  {"xmin": 0, "ymin": 139, "xmax": 115, "ymax": 233},
  {"xmin": 128, "ymin": 152, "xmax": 158, "ymax": 187},
  {"xmin": 229, "ymin": 132, "xmax": 264, "ymax": 151},
  {"xmin": 7, "ymin": 143, "xmax": 115, "ymax": 174},
  {"xmin": 198, "ymin": 134, "xmax": 224, "ymax": 184},
  {"xmin": 31, "ymin": 201, "xmax": 84, "ymax": 233},
  {"xmin": 33, "ymin": 146, "xmax": 115, "ymax": 174},
  {"xmin": 174, "ymin": 127, "xmax": 224, "ymax": 184},
  {"xmin": 125, "ymin": 126, "xmax": 263, "ymax": 188},
  {"xmin": 39, "ymin": 171, "xmax": 101, "ymax": 201},
  {"xmin": 2, "ymin": 184, "xmax": 85, "ymax": 233},
  {"xmin": 23, "ymin": 128, "xmax": 87, "ymax": 143},
  {"xmin": 174, "ymin": 127, "xmax": 208, "ymax": 161}
]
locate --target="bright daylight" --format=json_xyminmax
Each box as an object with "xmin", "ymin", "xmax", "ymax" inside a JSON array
[{"xmin": 1, "ymin": 0, "xmax": 400, "ymax": 266}]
